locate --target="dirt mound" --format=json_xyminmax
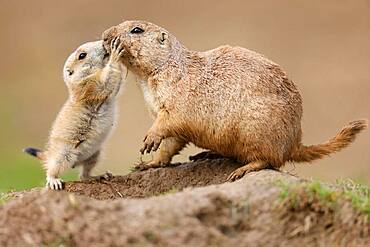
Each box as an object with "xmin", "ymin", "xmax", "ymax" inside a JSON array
[
  {"xmin": 63, "ymin": 158, "xmax": 240, "ymax": 200},
  {"xmin": 0, "ymin": 159, "xmax": 369, "ymax": 247}
]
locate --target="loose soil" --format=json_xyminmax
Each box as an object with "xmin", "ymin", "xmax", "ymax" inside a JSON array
[{"xmin": 0, "ymin": 158, "xmax": 368, "ymax": 247}]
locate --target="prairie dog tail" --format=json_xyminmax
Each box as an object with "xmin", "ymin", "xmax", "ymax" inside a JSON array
[
  {"xmin": 23, "ymin": 147, "xmax": 45, "ymax": 160},
  {"xmin": 290, "ymin": 119, "xmax": 368, "ymax": 163}
]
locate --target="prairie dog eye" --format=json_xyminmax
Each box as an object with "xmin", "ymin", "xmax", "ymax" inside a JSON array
[
  {"xmin": 78, "ymin": 52, "xmax": 87, "ymax": 60},
  {"xmin": 130, "ymin": 27, "xmax": 144, "ymax": 34}
]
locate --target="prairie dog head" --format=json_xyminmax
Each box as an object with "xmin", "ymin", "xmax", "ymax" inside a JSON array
[
  {"xmin": 102, "ymin": 20, "xmax": 182, "ymax": 77},
  {"xmin": 63, "ymin": 40, "xmax": 109, "ymax": 86}
]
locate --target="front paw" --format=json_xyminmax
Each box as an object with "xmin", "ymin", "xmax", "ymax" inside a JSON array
[
  {"xmin": 109, "ymin": 37, "xmax": 125, "ymax": 62},
  {"xmin": 46, "ymin": 176, "xmax": 64, "ymax": 190},
  {"xmin": 140, "ymin": 132, "xmax": 163, "ymax": 154}
]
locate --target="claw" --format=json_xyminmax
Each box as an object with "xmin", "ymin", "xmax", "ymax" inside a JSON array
[
  {"xmin": 118, "ymin": 48, "xmax": 125, "ymax": 57},
  {"xmin": 140, "ymin": 145, "xmax": 146, "ymax": 154},
  {"xmin": 109, "ymin": 37, "xmax": 125, "ymax": 62},
  {"xmin": 227, "ymin": 169, "xmax": 245, "ymax": 182},
  {"xmin": 46, "ymin": 176, "xmax": 64, "ymax": 190},
  {"xmin": 114, "ymin": 37, "xmax": 120, "ymax": 49},
  {"xmin": 140, "ymin": 132, "xmax": 163, "ymax": 154},
  {"xmin": 152, "ymin": 141, "xmax": 161, "ymax": 152},
  {"xmin": 146, "ymin": 142, "xmax": 154, "ymax": 153},
  {"xmin": 110, "ymin": 37, "xmax": 117, "ymax": 50},
  {"xmin": 117, "ymin": 40, "xmax": 125, "ymax": 54}
]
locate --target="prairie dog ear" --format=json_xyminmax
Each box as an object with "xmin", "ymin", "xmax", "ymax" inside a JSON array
[{"xmin": 157, "ymin": 31, "xmax": 168, "ymax": 44}]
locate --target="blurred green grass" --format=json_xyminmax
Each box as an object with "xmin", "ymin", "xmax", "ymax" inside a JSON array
[{"xmin": 0, "ymin": 152, "xmax": 77, "ymax": 192}]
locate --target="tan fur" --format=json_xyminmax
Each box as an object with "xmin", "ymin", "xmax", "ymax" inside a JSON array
[
  {"xmin": 102, "ymin": 20, "xmax": 367, "ymax": 180},
  {"xmin": 289, "ymin": 120, "xmax": 368, "ymax": 162},
  {"xmin": 26, "ymin": 39, "xmax": 126, "ymax": 189}
]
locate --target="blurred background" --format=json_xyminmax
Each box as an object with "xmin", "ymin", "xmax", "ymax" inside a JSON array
[{"xmin": 0, "ymin": 0, "xmax": 369, "ymax": 191}]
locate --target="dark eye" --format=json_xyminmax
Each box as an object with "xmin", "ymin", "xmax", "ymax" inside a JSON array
[
  {"xmin": 130, "ymin": 27, "xmax": 144, "ymax": 34},
  {"xmin": 78, "ymin": 52, "xmax": 87, "ymax": 60}
]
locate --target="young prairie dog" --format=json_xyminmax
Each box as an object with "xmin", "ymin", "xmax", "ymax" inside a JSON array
[
  {"xmin": 102, "ymin": 20, "xmax": 367, "ymax": 181},
  {"xmin": 24, "ymin": 38, "xmax": 126, "ymax": 190}
]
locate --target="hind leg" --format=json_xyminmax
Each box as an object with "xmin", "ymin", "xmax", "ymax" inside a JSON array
[
  {"xmin": 80, "ymin": 151, "xmax": 112, "ymax": 181},
  {"xmin": 135, "ymin": 137, "xmax": 187, "ymax": 170},
  {"xmin": 227, "ymin": 160, "xmax": 269, "ymax": 181}
]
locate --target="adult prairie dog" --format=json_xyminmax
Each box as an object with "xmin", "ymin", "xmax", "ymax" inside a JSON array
[
  {"xmin": 103, "ymin": 20, "xmax": 367, "ymax": 181},
  {"xmin": 24, "ymin": 38, "xmax": 126, "ymax": 189}
]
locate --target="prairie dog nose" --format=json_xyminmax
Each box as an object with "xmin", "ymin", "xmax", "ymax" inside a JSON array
[{"xmin": 66, "ymin": 69, "xmax": 74, "ymax": 76}]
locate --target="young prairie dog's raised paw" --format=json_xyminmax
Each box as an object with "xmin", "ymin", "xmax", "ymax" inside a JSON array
[
  {"xmin": 110, "ymin": 37, "xmax": 125, "ymax": 62},
  {"xmin": 24, "ymin": 39, "xmax": 127, "ymax": 190}
]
